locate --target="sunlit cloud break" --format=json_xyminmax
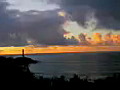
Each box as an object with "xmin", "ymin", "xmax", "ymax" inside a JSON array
[{"xmin": 6, "ymin": 0, "xmax": 60, "ymax": 11}]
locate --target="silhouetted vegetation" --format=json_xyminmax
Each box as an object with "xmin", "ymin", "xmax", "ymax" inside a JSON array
[{"xmin": 0, "ymin": 56, "xmax": 120, "ymax": 89}]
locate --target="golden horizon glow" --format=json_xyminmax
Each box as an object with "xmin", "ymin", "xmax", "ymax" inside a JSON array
[{"xmin": 0, "ymin": 45, "xmax": 120, "ymax": 55}]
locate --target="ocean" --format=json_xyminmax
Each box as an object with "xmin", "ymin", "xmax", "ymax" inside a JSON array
[{"xmin": 4, "ymin": 52, "xmax": 120, "ymax": 79}]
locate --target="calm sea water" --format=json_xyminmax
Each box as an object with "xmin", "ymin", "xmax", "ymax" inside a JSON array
[{"xmin": 5, "ymin": 52, "xmax": 120, "ymax": 78}]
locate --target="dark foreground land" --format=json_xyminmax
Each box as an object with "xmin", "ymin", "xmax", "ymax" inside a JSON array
[{"xmin": 0, "ymin": 56, "xmax": 120, "ymax": 90}]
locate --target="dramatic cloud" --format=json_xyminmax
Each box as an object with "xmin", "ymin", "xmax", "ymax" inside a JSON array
[
  {"xmin": 0, "ymin": 0, "xmax": 67, "ymax": 46},
  {"xmin": 17, "ymin": 10, "xmax": 66, "ymax": 45},
  {"xmin": 59, "ymin": 0, "xmax": 120, "ymax": 30},
  {"xmin": 0, "ymin": 0, "xmax": 120, "ymax": 46}
]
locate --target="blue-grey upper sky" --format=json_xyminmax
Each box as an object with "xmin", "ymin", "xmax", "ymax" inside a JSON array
[
  {"xmin": 0, "ymin": 0, "xmax": 120, "ymax": 46},
  {"xmin": 6, "ymin": 0, "xmax": 60, "ymax": 11}
]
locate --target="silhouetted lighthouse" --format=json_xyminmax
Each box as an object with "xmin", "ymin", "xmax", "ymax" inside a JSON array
[{"xmin": 22, "ymin": 49, "xmax": 25, "ymax": 57}]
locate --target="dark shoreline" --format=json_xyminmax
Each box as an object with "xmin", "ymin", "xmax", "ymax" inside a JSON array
[{"xmin": 0, "ymin": 56, "xmax": 120, "ymax": 89}]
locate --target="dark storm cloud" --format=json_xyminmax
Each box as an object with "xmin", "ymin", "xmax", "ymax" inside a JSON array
[
  {"xmin": 60, "ymin": 0, "xmax": 120, "ymax": 11},
  {"xmin": 0, "ymin": 1, "xmax": 68, "ymax": 46},
  {"xmin": 0, "ymin": 1, "xmax": 22, "ymax": 46},
  {"xmin": 59, "ymin": 0, "xmax": 120, "ymax": 30},
  {"xmin": 0, "ymin": 0, "xmax": 120, "ymax": 46},
  {"xmin": 18, "ymin": 10, "xmax": 66, "ymax": 45}
]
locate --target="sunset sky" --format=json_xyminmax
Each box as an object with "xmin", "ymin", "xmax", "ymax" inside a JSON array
[{"xmin": 0, "ymin": 0, "xmax": 120, "ymax": 46}]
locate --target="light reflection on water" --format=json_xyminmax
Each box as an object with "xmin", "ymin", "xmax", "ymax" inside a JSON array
[{"xmin": 4, "ymin": 52, "xmax": 120, "ymax": 78}]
